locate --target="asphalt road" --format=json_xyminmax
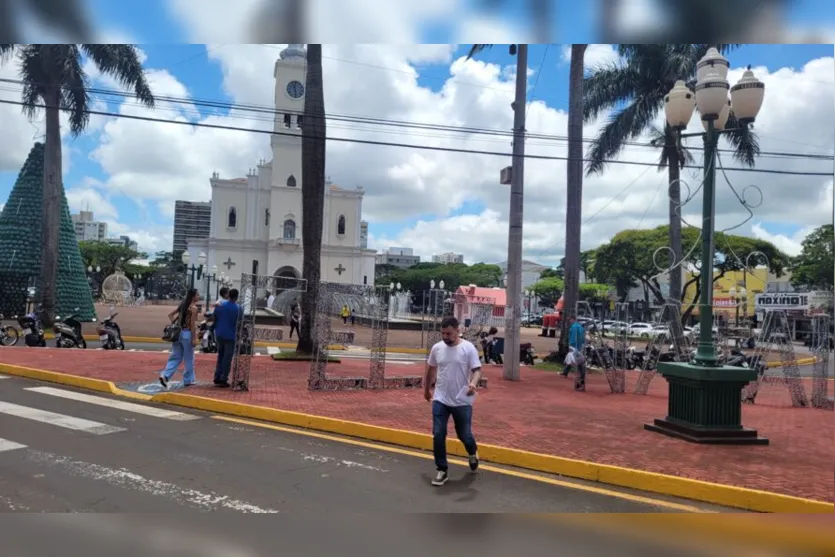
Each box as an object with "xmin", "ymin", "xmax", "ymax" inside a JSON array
[{"xmin": 0, "ymin": 372, "xmax": 736, "ymax": 515}]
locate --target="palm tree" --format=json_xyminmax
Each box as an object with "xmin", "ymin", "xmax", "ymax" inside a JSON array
[
  {"xmin": 0, "ymin": 45, "xmax": 154, "ymax": 324},
  {"xmin": 583, "ymin": 44, "xmax": 759, "ymax": 306},
  {"xmin": 296, "ymin": 44, "xmax": 326, "ymax": 356},
  {"xmin": 558, "ymin": 44, "xmax": 587, "ymax": 358}
]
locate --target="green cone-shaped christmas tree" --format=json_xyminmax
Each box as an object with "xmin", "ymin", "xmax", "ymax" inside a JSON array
[{"xmin": 0, "ymin": 143, "xmax": 96, "ymax": 321}]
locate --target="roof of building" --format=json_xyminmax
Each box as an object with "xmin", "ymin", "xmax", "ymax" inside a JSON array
[{"xmin": 455, "ymin": 285, "xmax": 506, "ymax": 306}]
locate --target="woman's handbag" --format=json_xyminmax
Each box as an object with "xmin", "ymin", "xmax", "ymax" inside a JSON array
[{"xmin": 161, "ymin": 306, "xmax": 185, "ymax": 343}]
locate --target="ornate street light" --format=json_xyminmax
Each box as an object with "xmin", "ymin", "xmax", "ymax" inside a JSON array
[
  {"xmin": 181, "ymin": 251, "xmax": 207, "ymax": 289},
  {"xmin": 647, "ymin": 48, "xmax": 767, "ymax": 446}
]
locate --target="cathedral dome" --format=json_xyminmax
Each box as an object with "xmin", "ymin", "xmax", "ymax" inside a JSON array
[{"xmin": 280, "ymin": 44, "xmax": 306, "ymax": 60}]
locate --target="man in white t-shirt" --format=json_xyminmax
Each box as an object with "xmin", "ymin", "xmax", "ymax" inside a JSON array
[
  {"xmin": 266, "ymin": 291, "xmax": 276, "ymax": 310},
  {"xmin": 424, "ymin": 316, "xmax": 482, "ymax": 486}
]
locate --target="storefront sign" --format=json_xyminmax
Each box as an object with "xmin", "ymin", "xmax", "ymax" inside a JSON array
[
  {"xmin": 754, "ymin": 292, "xmax": 833, "ymax": 312},
  {"xmin": 712, "ymin": 297, "xmax": 737, "ymax": 307}
]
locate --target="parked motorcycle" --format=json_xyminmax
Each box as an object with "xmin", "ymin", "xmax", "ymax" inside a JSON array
[
  {"xmin": 17, "ymin": 307, "xmax": 46, "ymax": 347},
  {"xmin": 199, "ymin": 312, "xmax": 217, "ymax": 354},
  {"xmin": 97, "ymin": 308, "xmax": 125, "ymax": 350},
  {"xmin": 0, "ymin": 314, "xmax": 20, "ymax": 346},
  {"xmin": 54, "ymin": 307, "xmax": 87, "ymax": 348}
]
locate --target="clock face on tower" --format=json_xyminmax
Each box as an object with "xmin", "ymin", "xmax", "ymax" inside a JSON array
[{"xmin": 286, "ymin": 80, "xmax": 305, "ymax": 99}]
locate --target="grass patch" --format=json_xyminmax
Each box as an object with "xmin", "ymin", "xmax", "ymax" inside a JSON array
[
  {"xmin": 533, "ymin": 361, "xmax": 565, "ymax": 373},
  {"xmin": 271, "ymin": 351, "xmax": 341, "ymax": 363}
]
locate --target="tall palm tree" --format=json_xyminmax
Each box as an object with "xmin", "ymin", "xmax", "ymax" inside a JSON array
[
  {"xmin": 296, "ymin": 44, "xmax": 326, "ymax": 356},
  {"xmin": 583, "ymin": 44, "xmax": 759, "ymax": 306},
  {"xmin": 558, "ymin": 44, "xmax": 587, "ymax": 357},
  {"xmin": 0, "ymin": 45, "xmax": 154, "ymax": 324}
]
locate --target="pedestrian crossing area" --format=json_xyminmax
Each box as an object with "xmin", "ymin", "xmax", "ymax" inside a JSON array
[{"xmin": 0, "ymin": 379, "xmax": 201, "ymax": 455}]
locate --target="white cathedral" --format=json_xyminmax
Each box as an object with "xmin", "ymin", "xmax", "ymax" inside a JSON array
[{"xmin": 187, "ymin": 44, "xmax": 377, "ymax": 291}]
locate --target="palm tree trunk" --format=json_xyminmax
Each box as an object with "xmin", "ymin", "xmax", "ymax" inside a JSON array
[
  {"xmin": 558, "ymin": 44, "xmax": 587, "ymax": 358},
  {"xmin": 296, "ymin": 44, "xmax": 325, "ymax": 355},
  {"xmin": 666, "ymin": 135, "xmax": 682, "ymax": 305},
  {"xmin": 39, "ymin": 86, "xmax": 62, "ymax": 325}
]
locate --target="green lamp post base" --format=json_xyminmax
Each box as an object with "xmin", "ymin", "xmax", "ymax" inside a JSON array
[{"xmin": 644, "ymin": 361, "xmax": 769, "ymax": 445}]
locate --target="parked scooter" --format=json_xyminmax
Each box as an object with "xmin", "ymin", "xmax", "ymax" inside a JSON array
[
  {"xmin": 199, "ymin": 311, "xmax": 217, "ymax": 354},
  {"xmin": 17, "ymin": 307, "xmax": 46, "ymax": 347},
  {"xmin": 0, "ymin": 314, "xmax": 20, "ymax": 346},
  {"xmin": 97, "ymin": 307, "xmax": 125, "ymax": 350},
  {"xmin": 54, "ymin": 307, "xmax": 87, "ymax": 348}
]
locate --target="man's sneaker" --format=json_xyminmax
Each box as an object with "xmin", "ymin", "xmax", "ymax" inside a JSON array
[
  {"xmin": 159, "ymin": 375, "xmax": 168, "ymax": 389},
  {"xmin": 431, "ymin": 471, "xmax": 449, "ymax": 486},
  {"xmin": 468, "ymin": 452, "xmax": 479, "ymax": 472}
]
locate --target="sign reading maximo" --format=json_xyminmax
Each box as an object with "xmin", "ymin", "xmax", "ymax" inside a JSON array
[{"xmin": 754, "ymin": 291, "xmax": 833, "ymax": 312}]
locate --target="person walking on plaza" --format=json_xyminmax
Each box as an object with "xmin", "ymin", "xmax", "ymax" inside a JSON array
[
  {"xmin": 341, "ymin": 305, "xmax": 350, "ymax": 324},
  {"xmin": 159, "ymin": 288, "xmax": 200, "ymax": 389},
  {"xmin": 214, "ymin": 287, "xmax": 229, "ymax": 309},
  {"xmin": 288, "ymin": 303, "xmax": 301, "ymax": 339},
  {"xmin": 424, "ymin": 316, "xmax": 481, "ymax": 486},
  {"xmin": 212, "ymin": 288, "xmax": 242, "ymax": 388},
  {"xmin": 561, "ymin": 316, "xmax": 587, "ymax": 391},
  {"xmin": 266, "ymin": 290, "xmax": 276, "ymax": 310}
]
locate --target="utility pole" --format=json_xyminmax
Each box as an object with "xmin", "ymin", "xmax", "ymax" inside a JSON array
[{"xmin": 503, "ymin": 44, "xmax": 528, "ymax": 382}]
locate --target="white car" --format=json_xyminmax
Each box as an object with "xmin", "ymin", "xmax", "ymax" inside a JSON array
[{"xmin": 627, "ymin": 322, "xmax": 654, "ymax": 337}]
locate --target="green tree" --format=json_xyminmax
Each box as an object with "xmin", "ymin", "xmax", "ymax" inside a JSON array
[
  {"xmin": 583, "ymin": 44, "xmax": 760, "ymax": 305},
  {"xmin": 297, "ymin": 44, "xmax": 325, "ymax": 355},
  {"xmin": 77, "ymin": 240, "xmax": 145, "ymax": 277},
  {"xmin": 530, "ymin": 276, "xmax": 564, "ymax": 307},
  {"xmin": 579, "ymin": 283, "xmax": 611, "ymax": 301},
  {"xmin": 0, "ymin": 44, "xmax": 154, "ymax": 324},
  {"xmin": 376, "ymin": 262, "xmax": 503, "ymax": 294},
  {"xmin": 791, "ymin": 224, "xmax": 834, "ymax": 291}
]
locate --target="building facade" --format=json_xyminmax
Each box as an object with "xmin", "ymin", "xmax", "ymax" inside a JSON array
[
  {"xmin": 173, "ymin": 200, "xmax": 211, "ymax": 255},
  {"xmin": 376, "ymin": 247, "xmax": 420, "ymax": 268},
  {"xmin": 72, "ymin": 210, "xmax": 107, "ymax": 242},
  {"xmin": 432, "ymin": 252, "xmax": 464, "ymax": 264},
  {"xmin": 187, "ymin": 45, "xmax": 376, "ymax": 290}
]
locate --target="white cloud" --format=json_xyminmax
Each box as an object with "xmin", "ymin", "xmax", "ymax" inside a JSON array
[
  {"xmin": 561, "ymin": 44, "xmax": 620, "ymax": 68},
  {"xmin": 2, "ymin": 37, "xmax": 832, "ymax": 268}
]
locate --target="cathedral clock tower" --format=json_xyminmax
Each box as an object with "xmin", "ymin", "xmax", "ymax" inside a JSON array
[{"xmin": 271, "ymin": 44, "xmax": 306, "ymax": 187}]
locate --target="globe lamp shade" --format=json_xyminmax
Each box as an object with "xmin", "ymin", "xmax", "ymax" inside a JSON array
[
  {"xmin": 702, "ymin": 98, "xmax": 731, "ymax": 131},
  {"xmin": 696, "ymin": 47, "xmax": 730, "ymax": 82},
  {"xmin": 695, "ymin": 69, "xmax": 729, "ymax": 121},
  {"xmin": 664, "ymin": 80, "xmax": 696, "ymax": 129},
  {"xmin": 730, "ymin": 67, "xmax": 765, "ymax": 124},
  {"xmin": 198, "ymin": 252, "xmax": 208, "ymax": 266},
  {"xmin": 181, "ymin": 252, "xmax": 190, "ymax": 265}
]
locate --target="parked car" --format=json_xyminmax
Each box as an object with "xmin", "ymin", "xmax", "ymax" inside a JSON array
[{"xmin": 627, "ymin": 322, "xmax": 654, "ymax": 337}]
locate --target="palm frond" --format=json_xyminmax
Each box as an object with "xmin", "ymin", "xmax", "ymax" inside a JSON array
[
  {"xmin": 582, "ymin": 64, "xmax": 641, "ymax": 122},
  {"xmin": 81, "ymin": 44, "xmax": 155, "ymax": 108},
  {"xmin": 723, "ymin": 112, "xmax": 760, "ymax": 167},
  {"xmin": 467, "ymin": 44, "xmax": 492, "ymax": 59},
  {"xmin": 0, "ymin": 44, "xmax": 15, "ymax": 61},
  {"xmin": 17, "ymin": 45, "xmax": 50, "ymax": 120},
  {"xmin": 59, "ymin": 46, "xmax": 90, "ymax": 136},
  {"xmin": 585, "ymin": 89, "xmax": 665, "ymax": 175}
]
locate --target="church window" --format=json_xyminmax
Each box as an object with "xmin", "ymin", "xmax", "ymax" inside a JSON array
[
  {"xmin": 252, "ymin": 260, "xmax": 259, "ymax": 275},
  {"xmin": 296, "ymin": 115, "xmax": 304, "ymax": 129},
  {"xmin": 283, "ymin": 113, "xmax": 291, "ymax": 128},
  {"xmin": 283, "ymin": 219, "xmax": 296, "ymax": 239},
  {"xmin": 227, "ymin": 207, "xmax": 237, "ymax": 229},
  {"xmin": 337, "ymin": 215, "xmax": 346, "ymax": 235},
  {"xmin": 265, "ymin": 208, "xmax": 270, "ymax": 227},
  {"xmin": 363, "ymin": 275, "xmax": 367, "ymax": 285},
  {"xmin": 286, "ymin": 175, "xmax": 296, "ymax": 187}
]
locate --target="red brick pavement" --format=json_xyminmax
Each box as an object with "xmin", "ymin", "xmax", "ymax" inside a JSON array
[{"xmin": 0, "ymin": 348, "xmax": 831, "ymax": 502}]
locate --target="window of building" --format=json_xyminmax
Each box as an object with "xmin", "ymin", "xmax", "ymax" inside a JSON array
[
  {"xmin": 227, "ymin": 207, "xmax": 237, "ymax": 229},
  {"xmin": 283, "ymin": 113, "xmax": 291, "ymax": 128},
  {"xmin": 363, "ymin": 275, "xmax": 367, "ymax": 285},
  {"xmin": 337, "ymin": 215, "xmax": 346, "ymax": 235},
  {"xmin": 252, "ymin": 260, "xmax": 259, "ymax": 275},
  {"xmin": 265, "ymin": 208, "xmax": 270, "ymax": 227},
  {"xmin": 286, "ymin": 175, "xmax": 296, "ymax": 187},
  {"xmin": 283, "ymin": 219, "xmax": 296, "ymax": 239},
  {"xmin": 296, "ymin": 115, "xmax": 304, "ymax": 129}
]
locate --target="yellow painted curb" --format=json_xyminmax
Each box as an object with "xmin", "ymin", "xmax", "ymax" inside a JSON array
[
  {"xmin": 765, "ymin": 356, "xmax": 817, "ymax": 368},
  {"xmin": 2, "ymin": 361, "xmax": 831, "ymax": 513},
  {"xmin": 150, "ymin": 392, "xmax": 832, "ymax": 513},
  {"xmin": 44, "ymin": 333, "xmax": 427, "ymax": 354},
  {"xmin": 0, "ymin": 363, "xmax": 152, "ymax": 401}
]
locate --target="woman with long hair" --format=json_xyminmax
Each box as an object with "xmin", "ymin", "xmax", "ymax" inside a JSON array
[{"xmin": 159, "ymin": 288, "xmax": 200, "ymax": 388}]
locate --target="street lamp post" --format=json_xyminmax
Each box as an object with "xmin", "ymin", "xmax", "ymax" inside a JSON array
[
  {"xmin": 204, "ymin": 265, "xmax": 219, "ymax": 306},
  {"xmin": 729, "ymin": 286, "xmax": 747, "ymax": 327},
  {"xmin": 181, "ymin": 251, "xmax": 207, "ymax": 290},
  {"xmin": 645, "ymin": 48, "xmax": 768, "ymax": 445}
]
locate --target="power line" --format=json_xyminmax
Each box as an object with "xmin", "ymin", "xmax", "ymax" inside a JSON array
[
  {"xmin": 1, "ymin": 77, "xmax": 831, "ymax": 163},
  {"xmin": 1, "ymin": 97, "xmax": 829, "ymax": 177}
]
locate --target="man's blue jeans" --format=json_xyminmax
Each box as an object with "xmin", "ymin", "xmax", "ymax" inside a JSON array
[
  {"xmin": 214, "ymin": 338, "xmax": 236, "ymax": 384},
  {"xmin": 432, "ymin": 401, "xmax": 478, "ymax": 472}
]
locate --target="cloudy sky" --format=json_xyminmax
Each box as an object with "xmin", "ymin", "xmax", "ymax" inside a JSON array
[{"xmin": 0, "ymin": 6, "xmax": 832, "ymax": 267}]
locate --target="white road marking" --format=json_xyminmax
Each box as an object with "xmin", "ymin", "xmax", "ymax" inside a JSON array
[
  {"xmin": 300, "ymin": 452, "xmax": 389, "ymax": 472},
  {"xmin": 25, "ymin": 450, "xmax": 279, "ymax": 513},
  {"xmin": 24, "ymin": 386, "xmax": 200, "ymax": 421},
  {"xmin": 0, "ymin": 437, "xmax": 27, "ymax": 452},
  {"xmin": 0, "ymin": 401, "xmax": 126, "ymax": 435},
  {"xmin": 0, "ymin": 374, "xmax": 9, "ymax": 379}
]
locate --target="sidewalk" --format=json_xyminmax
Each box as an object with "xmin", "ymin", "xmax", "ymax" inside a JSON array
[{"xmin": 0, "ymin": 347, "xmax": 831, "ymax": 506}]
